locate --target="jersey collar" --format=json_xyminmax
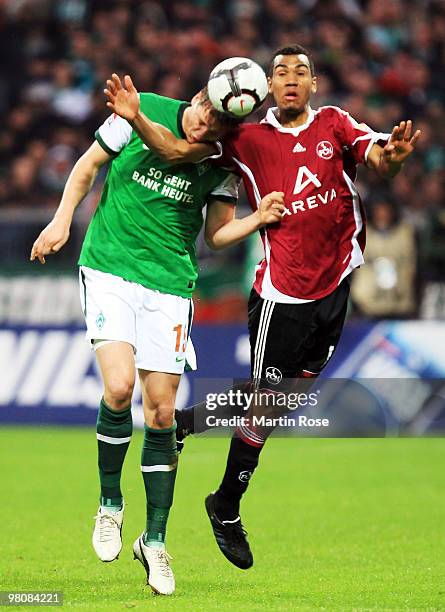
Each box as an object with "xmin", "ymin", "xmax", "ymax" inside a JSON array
[
  {"xmin": 261, "ymin": 106, "xmax": 316, "ymax": 136},
  {"xmin": 178, "ymin": 102, "xmax": 190, "ymax": 138}
]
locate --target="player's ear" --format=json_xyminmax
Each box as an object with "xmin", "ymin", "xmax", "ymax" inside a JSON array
[
  {"xmin": 311, "ymin": 76, "xmax": 317, "ymax": 95},
  {"xmin": 267, "ymin": 76, "xmax": 273, "ymax": 94}
]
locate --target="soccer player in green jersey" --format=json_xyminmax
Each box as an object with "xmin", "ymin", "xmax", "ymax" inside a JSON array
[{"xmin": 30, "ymin": 83, "xmax": 285, "ymax": 595}]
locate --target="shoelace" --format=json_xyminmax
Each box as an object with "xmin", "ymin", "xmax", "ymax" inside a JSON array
[
  {"xmin": 225, "ymin": 522, "xmax": 248, "ymax": 547},
  {"xmin": 152, "ymin": 550, "xmax": 173, "ymax": 577},
  {"xmin": 94, "ymin": 513, "xmax": 120, "ymax": 543}
]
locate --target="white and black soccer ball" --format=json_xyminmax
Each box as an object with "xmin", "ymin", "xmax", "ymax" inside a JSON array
[{"xmin": 208, "ymin": 57, "xmax": 268, "ymax": 118}]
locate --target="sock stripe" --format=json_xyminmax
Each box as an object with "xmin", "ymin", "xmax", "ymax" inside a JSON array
[
  {"xmin": 238, "ymin": 424, "xmax": 265, "ymax": 444},
  {"xmin": 141, "ymin": 463, "xmax": 177, "ymax": 473},
  {"xmin": 237, "ymin": 425, "xmax": 265, "ymax": 447},
  {"xmin": 97, "ymin": 433, "xmax": 132, "ymax": 444},
  {"xmin": 222, "ymin": 517, "xmax": 241, "ymax": 524}
]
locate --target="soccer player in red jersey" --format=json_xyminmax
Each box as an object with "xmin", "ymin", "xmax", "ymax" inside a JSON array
[{"xmin": 105, "ymin": 45, "xmax": 421, "ymax": 570}]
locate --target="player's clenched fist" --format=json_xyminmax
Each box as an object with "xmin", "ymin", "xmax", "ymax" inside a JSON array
[
  {"xmin": 258, "ymin": 191, "xmax": 285, "ymax": 225},
  {"xmin": 30, "ymin": 218, "xmax": 70, "ymax": 264}
]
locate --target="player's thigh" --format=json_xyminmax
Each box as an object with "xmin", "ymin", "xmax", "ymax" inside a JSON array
[
  {"xmin": 79, "ymin": 266, "xmax": 137, "ymax": 347},
  {"xmin": 301, "ymin": 279, "xmax": 350, "ymax": 376},
  {"xmin": 138, "ymin": 370, "xmax": 181, "ymax": 428},
  {"xmin": 248, "ymin": 289, "xmax": 314, "ymax": 384},
  {"xmin": 95, "ymin": 341, "xmax": 136, "ymax": 402},
  {"xmin": 135, "ymin": 288, "xmax": 194, "ymax": 375}
]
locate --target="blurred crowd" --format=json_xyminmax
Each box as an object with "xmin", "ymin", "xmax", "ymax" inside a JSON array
[{"xmin": 0, "ymin": 0, "xmax": 444, "ymax": 317}]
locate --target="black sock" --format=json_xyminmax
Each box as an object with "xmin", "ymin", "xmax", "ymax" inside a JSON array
[
  {"xmin": 175, "ymin": 407, "xmax": 195, "ymax": 438},
  {"xmin": 176, "ymin": 381, "xmax": 251, "ymax": 436},
  {"xmin": 215, "ymin": 435, "xmax": 263, "ymax": 521}
]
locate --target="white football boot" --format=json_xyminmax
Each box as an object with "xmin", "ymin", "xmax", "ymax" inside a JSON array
[
  {"xmin": 92, "ymin": 503, "xmax": 124, "ymax": 562},
  {"xmin": 133, "ymin": 534, "xmax": 175, "ymax": 595}
]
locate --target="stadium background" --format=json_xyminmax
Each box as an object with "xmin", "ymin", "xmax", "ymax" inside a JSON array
[{"xmin": 1, "ymin": 1, "xmax": 444, "ymax": 609}]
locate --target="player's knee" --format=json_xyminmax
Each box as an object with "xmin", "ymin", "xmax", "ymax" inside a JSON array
[
  {"xmin": 104, "ymin": 377, "xmax": 134, "ymax": 409},
  {"xmin": 146, "ymin": 400, "xmax": 175, "ymax": 429}
]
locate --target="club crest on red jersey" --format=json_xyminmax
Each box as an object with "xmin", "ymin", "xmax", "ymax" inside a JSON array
[{"xmin": 316, "ymin": 141, "xmax": 334, "ymax": 159}]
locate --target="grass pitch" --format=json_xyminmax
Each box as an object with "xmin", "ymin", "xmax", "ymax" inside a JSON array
[{"xmin": 0, "ymin": 427, "xmax": 444, "ymax": 611}]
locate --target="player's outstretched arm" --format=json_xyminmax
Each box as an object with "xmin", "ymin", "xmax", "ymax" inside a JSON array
[
  {"xmin": 205, "ymin": 191, "xmax": 285, "ymax": 250},
  {"xmin": 368, "ymin": 120, "xmax": 421, "ymax": 178},
  {"xmin": 30, "ymin": 142, "xmax": 111, "ymax": 264},
  {"xmin": 104, "ymin": 73, "xmax": 216, "ymax": 164}
]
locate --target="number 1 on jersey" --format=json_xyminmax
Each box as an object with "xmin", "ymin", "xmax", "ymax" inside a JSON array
[{"xmin": 173, "ymin": 323, "xmax": 187, "ymax": 352}]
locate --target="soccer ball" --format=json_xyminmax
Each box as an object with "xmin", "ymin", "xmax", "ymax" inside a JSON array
[{"xmin": 208, "ymin": 57, "xmax": 268, "ymax": 118}]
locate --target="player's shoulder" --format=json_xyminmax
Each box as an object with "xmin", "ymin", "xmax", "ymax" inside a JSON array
[
  {"xmin": 243, "ymin": 120, "xmax": 274, "ymax": 132},
  {"xmin": 139, "ymin": 92, "xmax": 186, "ymax": 108},
  {"xmin": 315, "ymin": 105, "xmax": 350, "ymax": 121},
  {"xmin": 228, "ymin": 121, "xmax": 272, "ymax": 143}
]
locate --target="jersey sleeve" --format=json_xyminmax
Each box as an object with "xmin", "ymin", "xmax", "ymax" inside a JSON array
[
  {"xmin": 207, "ymin": 172, "xmax": 240, "ymax": 204},
  {"xmin": 217, "ymin": 136, "xmax": 237, "ymax": 167},
  {"xmin": 335, "ymin": 109, "xmax": 390, "ymax": 165},
  {"xmin": 95, "ymin": 113, "xmax": 133, "ymax": 155},
  {"xmin": 193, "ymin": 141, "xmax": 223, "ymax": 164}
]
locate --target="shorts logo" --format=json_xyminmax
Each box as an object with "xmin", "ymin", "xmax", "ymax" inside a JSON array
[
  {"xmin": 265, "ymin": 366, "xmax": 282, "ymax": 385},
  {"xmin": 238, "ymin": 470, "xmax": 252, "ymax": 483},
  {"xmin": 96, "ymin": 312, "xmax": 105, "ymax": 330},
  {"xmin": 316, "ymin": 141, "xmax": 334, "ymax": 159}
]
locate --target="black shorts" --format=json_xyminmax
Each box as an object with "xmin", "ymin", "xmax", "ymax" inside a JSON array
[{"xmin": 248, "ymin": 278, "xmax": 350, "ymax": 387}]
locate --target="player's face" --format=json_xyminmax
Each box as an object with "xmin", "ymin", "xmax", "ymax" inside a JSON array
[
  {"xmin": 269, "ymin": 54, "xmax": 317, "ymax": 114},
  {"xmin": 184, "ymin": 99, "xmax": 225, "ymax": 144}
]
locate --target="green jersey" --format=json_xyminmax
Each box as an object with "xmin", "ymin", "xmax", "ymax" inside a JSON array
[{"xmin": 78, "ymin": 93, "xmax": 238, "ymax": 298}]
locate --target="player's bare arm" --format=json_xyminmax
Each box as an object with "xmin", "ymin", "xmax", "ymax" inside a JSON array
[
  {"xmin": 30, "ymin": 142, "xmax": 111, "ymax": 264},
  {"xmin": 105, "ymin": 73, "xmax": 216, "ymax": 164},
  {"xmin": 368, "ymin": 120, "xmax": 421, "ymax": 178},
  {"xmin": 205, "ymin": 191, "xmax": 285, "ymax": 250}
]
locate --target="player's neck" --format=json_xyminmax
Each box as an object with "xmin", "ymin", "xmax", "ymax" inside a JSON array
[{"xmin": 277, "ymin": 106, "xmax": 311, "ymax": 128}]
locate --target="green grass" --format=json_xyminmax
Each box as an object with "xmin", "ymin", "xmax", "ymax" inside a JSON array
[{"xmin": 0, "ymin": 428, "xmax": 444, "ymax": 611}]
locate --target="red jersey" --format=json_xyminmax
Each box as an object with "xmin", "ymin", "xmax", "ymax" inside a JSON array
[{"xmin": 222, "ymin": 106, "xmax": 389, "ymax": 302}]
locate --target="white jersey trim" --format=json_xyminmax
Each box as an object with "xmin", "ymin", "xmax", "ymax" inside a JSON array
[
  {"xmin": 339, "ymin": 170, "xmax": 365, "ymax": 283},
  {"xmin": 204, "ymin": 141, "xmax": 223, "ymax": 161},
  {"xmin": 325, "ymin": 106, "xmax": 390, "ymax": 161},
  {"xmin": 232, "ymin": 157, "xmax": 262, "ymax": 205},
  {"xmin": 262, "ymin": 106, "xmax": 316, "ymax": 136}
]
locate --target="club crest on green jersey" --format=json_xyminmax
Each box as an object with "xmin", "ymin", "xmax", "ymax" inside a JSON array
[{"xmin": 197, "ymin": 161, "xmax": 210, "ymax": 176}]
